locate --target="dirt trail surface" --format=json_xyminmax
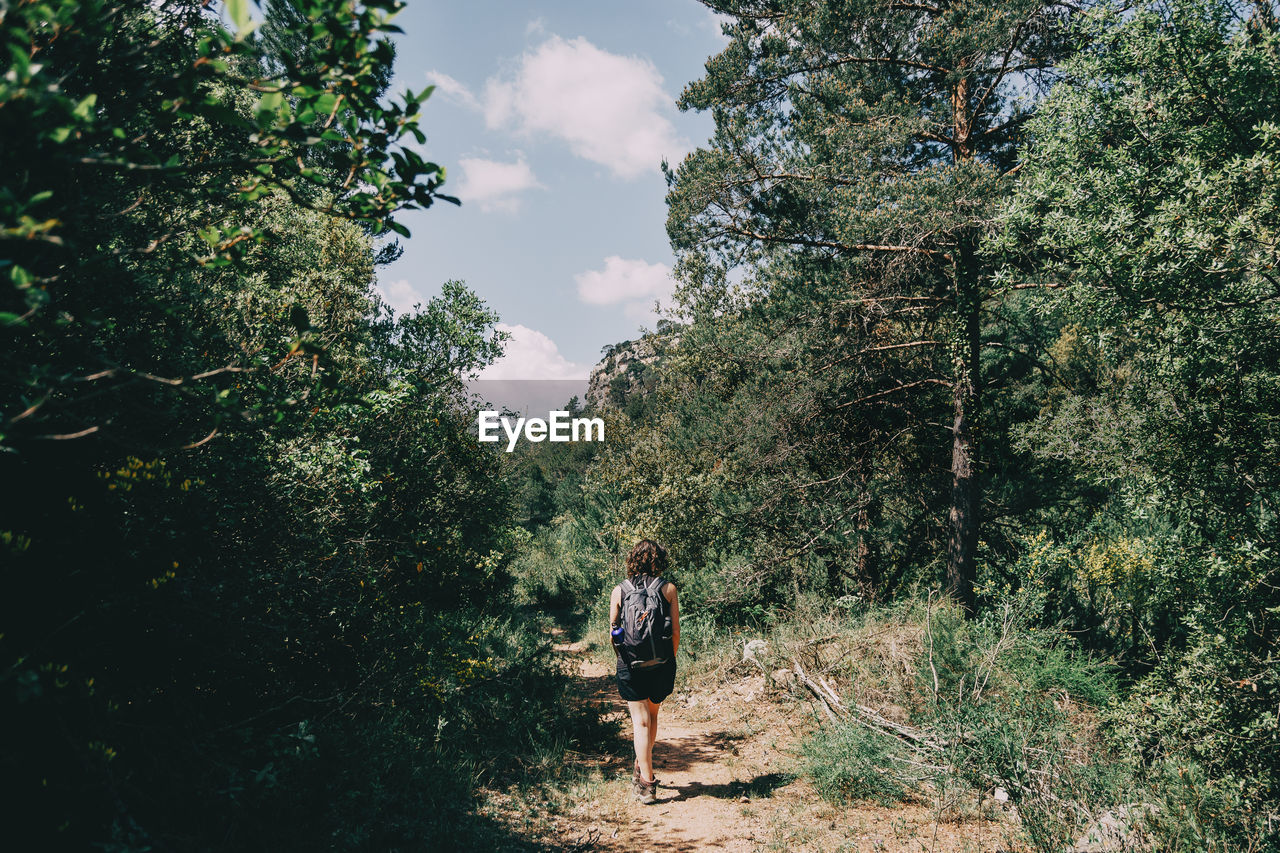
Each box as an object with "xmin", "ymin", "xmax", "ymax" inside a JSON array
[{"xmin": 549, "ymin": 638, "xmax": 1016, "ymax": 853}]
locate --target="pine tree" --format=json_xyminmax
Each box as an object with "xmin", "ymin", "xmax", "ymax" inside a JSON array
[{"xmin": 667, "ymin": 0, "xmax": 1073, "ymax": 610}]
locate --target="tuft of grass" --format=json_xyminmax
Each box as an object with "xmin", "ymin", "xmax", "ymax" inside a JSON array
[{"xmin": 802, "ymin": 721, "xmax": 913, "ymax": 806}]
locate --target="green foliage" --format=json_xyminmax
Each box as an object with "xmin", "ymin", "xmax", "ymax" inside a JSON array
[
  {"xmin": 926, "ymin": 601, "xmax": 1123, "ymax": 847},
  {"xmin": 802, "ymin": 723, "xmax": 910, "ymax": 806},
  {"xmin": 997, "ymin": 0, "xmax": 1280, "ymax": 543},
  {"xmin": 1139, "ymin": 760, "xmax": 1276, "ymax": 853},
  {"xmin": 510, "ymin": 523, "xmax": 612, "ymax": 620},
  {"xmin": 0, "ymin": 2, "xmax": 581, "ymax": 849},
  {"xmin": 1, "ymin": 0, "xmax": 454, "ymax": 447},
  {"xmin": 1108, "ymin": 636, "xmax": 1280, "ymax": 848},
  {"xmin": 791, "ymin": 597, "xmax": 1120, "ymax": 849},
  {"xmin": 990, "ymin": 2, "xmax": 1280, "ymax": 845}
]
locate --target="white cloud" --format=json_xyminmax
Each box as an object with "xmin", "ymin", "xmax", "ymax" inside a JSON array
[
  {"xmin": 576, "ymin": 255, "xmax": 674, "ymax": 305},
  {"xmin": 425, "ymin": 70, "xmax": 479, "ymax": 111},
  {"xmin": 480, "ymin": 323, "xmax": 589, "ymax": 380},
  {"xmin": 456, "ymin": 155, "xmax": 543, "ymax": 213},
  {"xmin": 376, "ymin": 278, "xmax": 422, "ymax": 315},
  {"xmin": 575, "ymin": 256, "xmax": 675, "ymax": 323},
  {"xmin": 483, "ymin": 36, "xmax": 688, "ymax": 180}
]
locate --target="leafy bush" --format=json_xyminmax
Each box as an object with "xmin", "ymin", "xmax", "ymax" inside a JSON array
[
  {"xmin": 509, "ymin": 522, "xmax": 613, "ymax": 620},
  {"xmin": 1139, "ymin": 760, "xmax": 1276, "ymax": 853},
  {"xmin": 1108, "ymin": 635, "xmax": 1280, "ymax": 851},
  {"xmin": 983, "ymin": 530, "xmax": 1280, "ymax": 849}
]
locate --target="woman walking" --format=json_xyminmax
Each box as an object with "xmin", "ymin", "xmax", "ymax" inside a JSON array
[{"xmin": 609, "ymin": 539, "xmax": 680, "ymax": 804}]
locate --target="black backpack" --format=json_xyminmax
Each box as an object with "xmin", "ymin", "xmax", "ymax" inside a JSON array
[{"xmin": 618, "ymin": 576, "xmax": 671, "ymax": 668}]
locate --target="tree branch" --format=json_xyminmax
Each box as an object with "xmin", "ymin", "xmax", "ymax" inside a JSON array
[
  {"xmin": 834, "ymin": 378, "xmax": 951, "ymax": 409},
  {"xmin": 719, "ymin": 223, "xmax": 949, "ymax": 259}
]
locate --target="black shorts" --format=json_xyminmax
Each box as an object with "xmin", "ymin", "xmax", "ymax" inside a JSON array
[{"xmin": 616, "ymin": 658, "xmax": 676, "ymax": 703}]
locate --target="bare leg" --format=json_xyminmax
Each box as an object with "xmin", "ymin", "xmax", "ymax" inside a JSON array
[
  {"xmin": 627, "ymin": 700, "xmax": 656, "ymax": 782},
  {"xmin": 645, "ymin": 699, "xmax": 661, "ymax": 772}
]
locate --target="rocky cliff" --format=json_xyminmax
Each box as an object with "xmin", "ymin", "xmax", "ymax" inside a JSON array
[{"xmin": 586, "ymin": 330, "xmax": 677, "ymax": 410}]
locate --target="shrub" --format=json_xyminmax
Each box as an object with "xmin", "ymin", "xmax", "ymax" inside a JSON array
[
  {"xmin": 795, "ymin": 595, "xmax": 1122, "ymax": 851},
  {"xmin": 803, "ymin": 721, "xmax": 912, "ymax": 806}
]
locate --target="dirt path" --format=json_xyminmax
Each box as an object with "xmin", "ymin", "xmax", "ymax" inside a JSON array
[
  {"xmin": 556, "ymin": 638, "xmax": 782, "ymax": 852},
  {"xmin": 551, "ymin": 639, "xmax": 1016, "ymax": 853}
]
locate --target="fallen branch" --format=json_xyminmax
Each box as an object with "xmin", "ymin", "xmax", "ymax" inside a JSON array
[
  {"xmin": 792, "ymin": 656, "xmax": 843, "ymax": 723},
  {"xmin": 787, "ymin": 639, "xmax": 1075, "ymax": 810},
  {"xmin": 791, "ymin": 656, "xmax": 948, "ymax": 753},
  {"xmin": 852, "ymin": 701, "xmax": 944, "ymax": 750}
]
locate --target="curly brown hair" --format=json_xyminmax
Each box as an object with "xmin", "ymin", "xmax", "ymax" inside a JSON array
[{"xmin": 625, "ymin": 539, "xmax": 669, "ymax": 579}]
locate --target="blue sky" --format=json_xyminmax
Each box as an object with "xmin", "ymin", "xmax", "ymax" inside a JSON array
[{"xmin": 375, "ymin": 1, "xmax": 727, "ymax": 380}]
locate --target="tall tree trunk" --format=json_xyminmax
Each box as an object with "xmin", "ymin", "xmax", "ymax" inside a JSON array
[
  {"xmin": 855, "ymin": 492, "xmax": 881, "ymax": 599},
  {"xmin": 946, "ymin": 240, "xmax": 981, "ymax": 615},
  {"xmin": 945, "ymin": 77, "xmax": 979, "ymax": 615}
]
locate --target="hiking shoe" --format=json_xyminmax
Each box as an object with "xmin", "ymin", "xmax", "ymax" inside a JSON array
[
  {"xmin": 634, "ymin": 760, "xmax": 659, "ymax": 787},
  {"xmin": 633, "ymin": 775, "xmax": 657, "ymax": 804}
]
